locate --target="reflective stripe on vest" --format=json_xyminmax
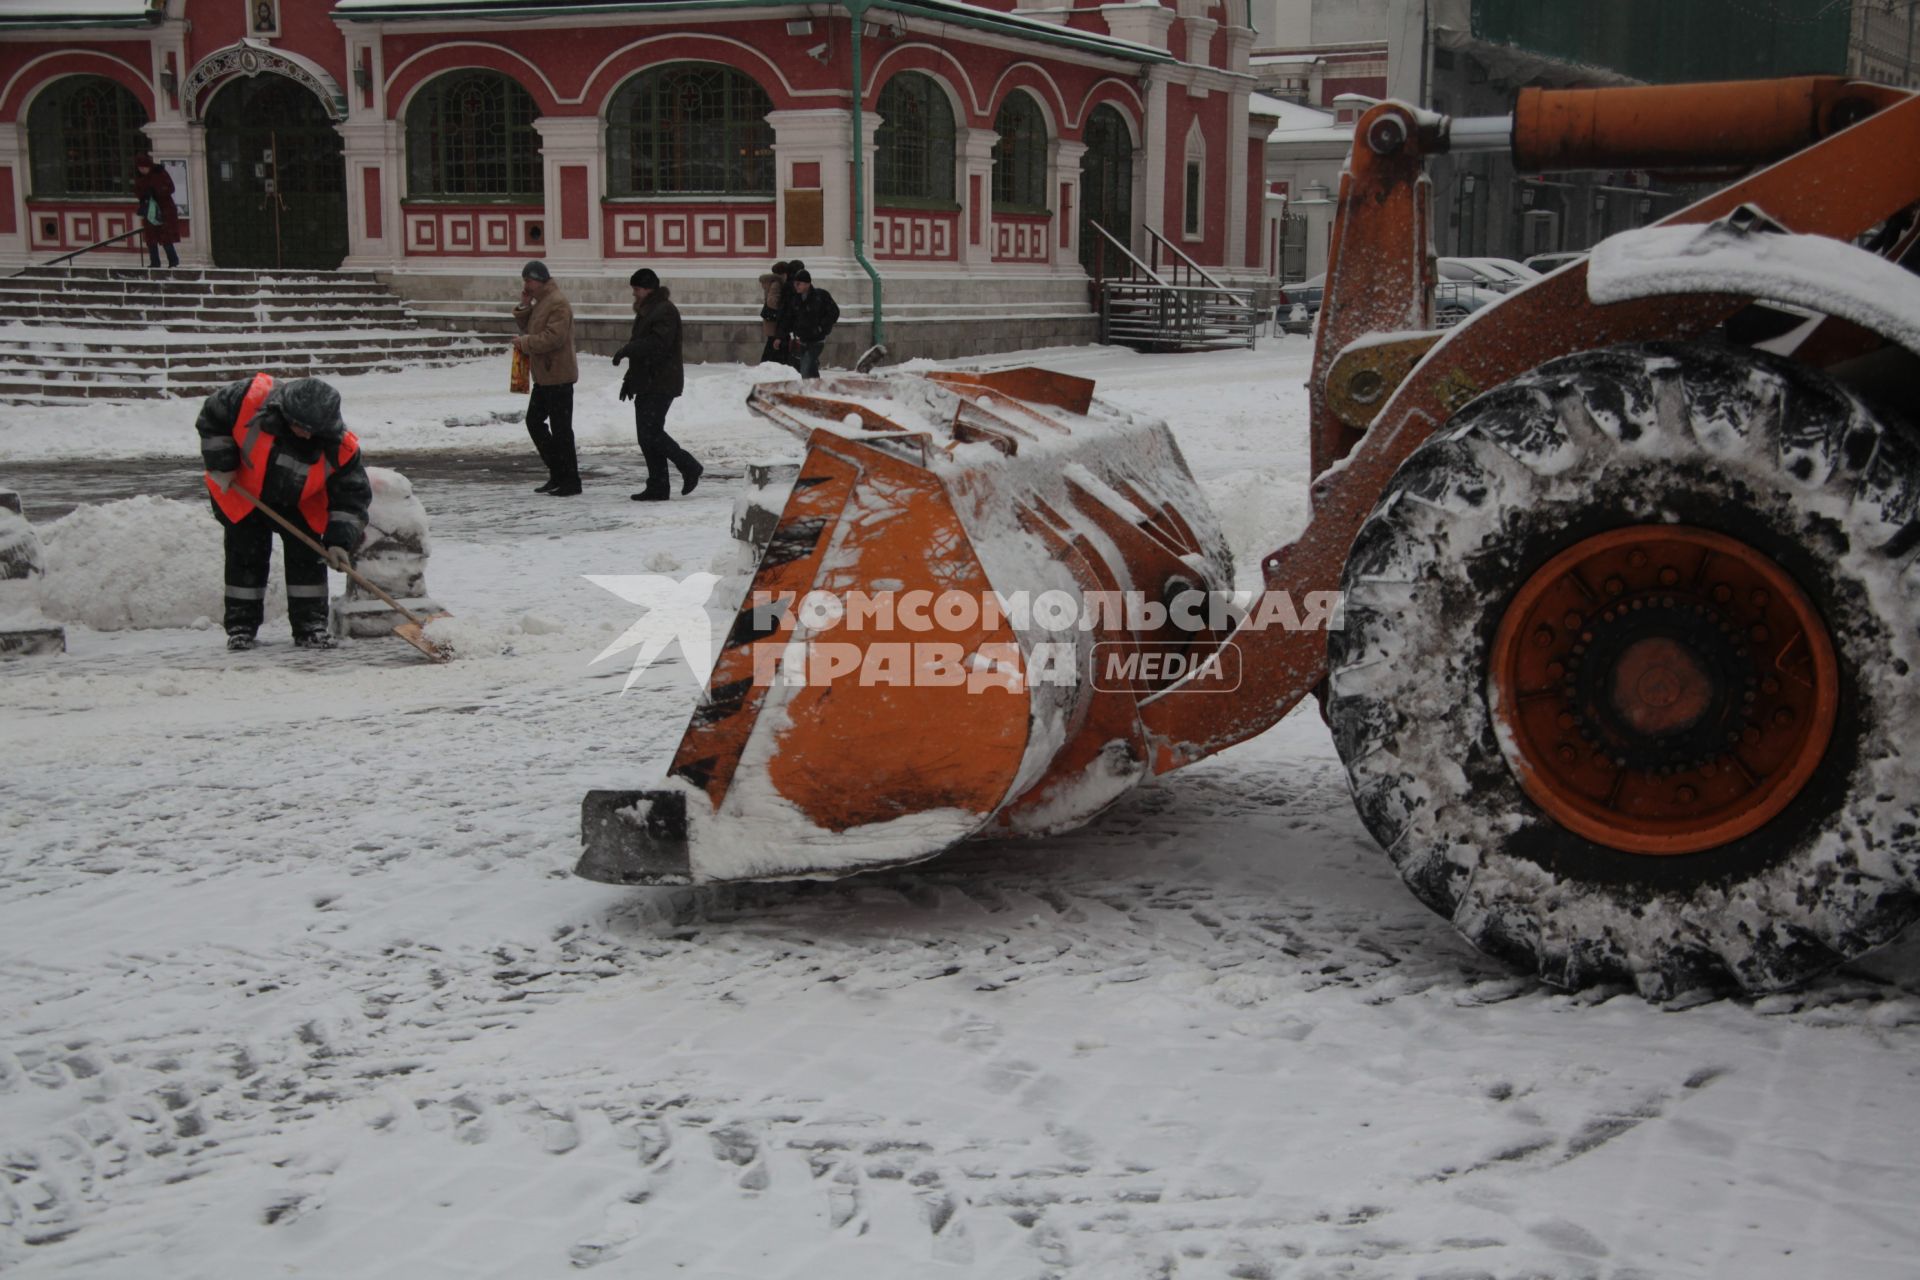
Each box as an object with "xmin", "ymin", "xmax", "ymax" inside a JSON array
[{"xmin": 205, "ymin": 372, "xmax": 360, "ymax": 536}]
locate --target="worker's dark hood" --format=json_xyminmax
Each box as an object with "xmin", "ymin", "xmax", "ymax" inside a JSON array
[{"xmin": 267, "ymin": 378, "xmax": 348, "ymax": 443}]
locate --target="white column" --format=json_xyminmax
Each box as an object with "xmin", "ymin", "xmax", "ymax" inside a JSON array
[
  {"xmin": 856, "ymin": 110, "xmax": 879, "ymax": 265},
  {"xmin": 337, "ymin": 27, "xmax": 397, "ymax": 270},
  {"xmin": 141, "ymin": 118, "xmax": 210, "ymax": 266},
  {"xmin": 1051, "ymin": 138, "xmax": 1086, "ymax": 269},
  {"xmin": 768, "ymin": 108, "xmax": 854, "ymax": 270},
  {"xmin": 1226, "ymin": 89, "xmax": 1250, "ymax": 270},
  {"xmin": 1141, "ymin": 73, "xmax": 1169, "ymax": 243},
  {"xmin": 532, "ymin": 115, "xmax": 603, "ymax": 269},
  {"xmin": 1100, "ymin": 4, "xmax": 1170, "ymax": 255},
  {"xmin": 337, "ymin": 119, "xmax": 401, "ymax": 269},
  {"xmin": 957, "ymin": 126, "xmax": 996, "ymax": 267},
  {"xmin": 141, "ymin": 20, "xmax": 209, "ymax": 266}
]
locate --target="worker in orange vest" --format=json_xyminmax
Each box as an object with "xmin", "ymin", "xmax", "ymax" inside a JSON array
[{"xmin": 197, "ymin": 374, "xmax": 371, "ymax": 651}]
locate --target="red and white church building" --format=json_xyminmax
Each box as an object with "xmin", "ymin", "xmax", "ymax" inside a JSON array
[{"xmin": 0, "ymin": 0, "xmax": 1281, "ymax": 356}]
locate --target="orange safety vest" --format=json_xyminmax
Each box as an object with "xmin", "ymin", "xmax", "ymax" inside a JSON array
[{"xmin": 204, "ymin": 371, "xmax": 360, "ymax": 535}]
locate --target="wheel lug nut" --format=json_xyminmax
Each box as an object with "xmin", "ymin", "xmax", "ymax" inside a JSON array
[
  {"xmin": 1751, "ymin": 589, "xmax": 1769, "ymax": 608},
  {"xmin": 1605, "ymin": 577, "xmax": 1625, "ymax": 595},
  {"xmin": 1534, "ymin": 626, "xmax": 1555, "ymax": 647},
  {"xmin": 1557, "ymin": 744, "xmax": 1577, "ymax": 763},
  {"xmin": 1547, "ymin": 661, "xmax": 1565, "ymax": 679},
  {"xmin": 1562, "ymin": 610, "xmax": 1583, "ymax": 629},
  {"xmin": 1750, "ymin": 625, "xmax": 1769, "ymax": 643},
  {"xmin": 1713, "ymin": 584, "xmax": 1733, "ymax": 603},
  {"xmin": 1676, "ymin": 785, "xmax": 1697, "ymax": 803},
  {"xmin": 1773, "ymin": 707, "xmax": 1795, "ymax": 727},
  {"xmin": 1658, "ymin": 567, "xmax": 1680, "ymax": 586}
]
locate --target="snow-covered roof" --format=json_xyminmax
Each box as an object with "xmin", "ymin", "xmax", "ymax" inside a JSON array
[
  {"xmin": 0, "ymin": 0, "xmax": 158, "ymax": 25},
  {"xmin": 1261, "ymin": 97, "xmax": 1336, "ymax": 131},
  {"xmin": 1262, "ymin": 96, "xmax": 1351, "ymax": 146},
  {"xmin": 332, "ymin": 0, "xmax": 1175, "ymax": 62}
]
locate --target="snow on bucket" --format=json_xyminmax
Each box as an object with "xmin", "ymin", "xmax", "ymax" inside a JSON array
[{"xmin": 578, "ymin": 369, "xmax": 1236, "ymax": 885}]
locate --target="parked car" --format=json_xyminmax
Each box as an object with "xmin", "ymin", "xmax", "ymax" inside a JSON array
[
  {"xmin": 1274, "ymin": 274, "xmax": 1325, "ymax": 333},
  {"xmin": 1437, "ymin": 256, "xmax": 1541, "ymax": 293},
  {"xmin": 1521, "ymin": 250, "xmax": 1589, "ymax": 274},
  {"xmin": 1434, "ymin": 281, "xmax": 1506, "ymax": 326}
]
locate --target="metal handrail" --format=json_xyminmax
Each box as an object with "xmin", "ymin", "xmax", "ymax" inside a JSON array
[
  {"xmin": 1144, "ymin": 226, "xmax": 1240, "ymax": 294},
  {"xmin": 1088, "ymin": 220, "xmax": 1259, "ymax": 350},
  {"xmin": 8, "ymin": 225, "xmax": 148, "ymax": 278},
  {"xmin": 1087, "ymin": 221, "xmax": 1169, "ymax": 287}
]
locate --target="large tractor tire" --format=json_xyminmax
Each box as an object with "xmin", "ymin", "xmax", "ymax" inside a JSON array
[{"xmin": 1327, "ymin": 342, "xmax": 1920, "ymax": 998}]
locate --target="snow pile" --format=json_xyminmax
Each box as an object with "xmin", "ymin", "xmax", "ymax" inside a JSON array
[
  {"xmin": 420, "ymin": 611, "xmax": 580, "ymax": 657},
  {"xmin": 36, "ymin": 496, "xmax": 284, "ymax": 630},
  {"xmin": 1588, "ymin": 218, "xmax": 1920, "ymax": 350},
  {"xmin": 0, "ymin": 504, "xmax": 44, "ymax": 581}
]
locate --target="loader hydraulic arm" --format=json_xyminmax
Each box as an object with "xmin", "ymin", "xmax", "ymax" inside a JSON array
[{"xmin": 1138, "ymin": 78, "xmax": 1920, "ymax": 776}]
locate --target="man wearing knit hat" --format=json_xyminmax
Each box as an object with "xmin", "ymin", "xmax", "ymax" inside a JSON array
[
  {"xmin": 782, "ymin": 269, "xmax": 839, "ymax": 380},
  {"xmin": 612, "ymin": 267, "xmax": 702, "ymax": 501},
  {"xmin": 511, "ymin": 260, "xmax": 582, "ymax": 496}
]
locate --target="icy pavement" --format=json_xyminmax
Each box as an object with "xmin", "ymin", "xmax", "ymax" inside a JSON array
[{"xmin": 2, "ymin": 343, "xmax": 1918, "ymax": 1278}]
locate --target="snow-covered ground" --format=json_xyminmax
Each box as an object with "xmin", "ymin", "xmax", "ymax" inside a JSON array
[{"xmin": 2, "ymin": 339, "xmax": 1917, "ymax": 1279}]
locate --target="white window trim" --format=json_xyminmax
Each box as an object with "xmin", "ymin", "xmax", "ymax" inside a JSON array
[{"xmin": 1183, "ymin": 120, "xmax": 1204, "ymax": 242}]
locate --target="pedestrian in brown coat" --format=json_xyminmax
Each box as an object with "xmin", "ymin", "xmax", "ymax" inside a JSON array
[
  {"xmin": 511, "ymin": 260, "xmax": 581, "ymax": 496},
  {"xmin": 757, "ymin": 261, "xmax": 790, "ymax": 365},
  {"xmin": 132, "ymin": 153, "xmax": 179, "ymax": 269}
]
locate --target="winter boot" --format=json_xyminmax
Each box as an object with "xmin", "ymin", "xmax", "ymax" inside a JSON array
[
  {"xmin": 679, "ymin": 460, "xmax": 704, "ymax": 495},
  {"xmin": 293, "ymin": 630, "xmax": 338, "ymax": 650},
  {"xmin": 226, "ymin": 631, "xmax": 257, "ymax": 652},
  {"xmin": 630, "ymin": 488, "xmax": 670, "ymax": 502}
]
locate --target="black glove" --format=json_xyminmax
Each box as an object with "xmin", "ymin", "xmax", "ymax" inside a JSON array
[
  {"xmin": 610, "ymin": 346, "xmax": 627, "ymax": 368},
  {"xmin": 619, "ymin": 379, "xmax": 637, "ymax": 402}
]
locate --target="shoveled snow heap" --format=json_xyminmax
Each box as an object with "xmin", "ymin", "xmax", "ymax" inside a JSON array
[{"xmin": 35, "ymin": 495, "xmax": 285, "ymax": 630}]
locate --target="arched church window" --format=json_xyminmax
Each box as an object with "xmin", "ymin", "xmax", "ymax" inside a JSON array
[
  {"xmin": 406, "ymin": 70, "xmax": 543, "ymax": 199},
  {"xmin": 606, "ymin": 63, "xmax": 774, "ymax": 196},
  {"xmin": 875, "ymin": 72, "xmax": 956, "ymax": 205},
  {"xmin": 28, "ymin": 75, "xmax": 148, "ymax": 198}
]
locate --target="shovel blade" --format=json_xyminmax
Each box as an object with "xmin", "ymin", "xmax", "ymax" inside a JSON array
[{"xmin": 393, "ymin": 615, "xmax": 455, "ymax": 663}]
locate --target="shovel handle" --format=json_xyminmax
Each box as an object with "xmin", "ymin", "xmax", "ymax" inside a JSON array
[{"xmin": 224, "ymin": 483, "xmax": 434, "ymax": 630}]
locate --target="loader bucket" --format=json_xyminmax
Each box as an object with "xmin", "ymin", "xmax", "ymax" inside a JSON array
[{"xmin": 577, "ymin": 370, "xmax": 1235, "ymax": 885}]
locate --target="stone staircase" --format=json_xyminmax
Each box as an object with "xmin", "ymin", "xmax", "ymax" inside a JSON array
[{"xmin": 0, "ymin": 267, "xmax": 498, "ymax": 404}]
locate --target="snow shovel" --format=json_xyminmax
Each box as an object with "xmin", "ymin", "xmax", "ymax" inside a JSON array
[{"xmin": 225, "ymin": 483, "xmax": 453, "ymax": 663}]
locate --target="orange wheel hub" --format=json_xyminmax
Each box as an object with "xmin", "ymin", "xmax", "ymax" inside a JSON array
[{"xmin": 1489, "ymin": 526, "xmax": 1838, "ymax": 855}]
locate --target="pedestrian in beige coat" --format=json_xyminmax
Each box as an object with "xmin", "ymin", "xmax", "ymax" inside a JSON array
[
  {"xmin": 511, "ymin": 260, "xmax": 581, "ymax": 496},
  {"xmin": 757, "ymin": 261, "xmax": 790, "ymax": 365}
]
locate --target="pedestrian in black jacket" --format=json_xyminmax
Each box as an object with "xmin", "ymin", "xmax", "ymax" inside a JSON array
[
  {"xmin": 783, "ymin": 270, "xmax": 839, "ymax": 379},
  {"xmin": 196, "ymin": 375, "xmax": 371, "ymax": 650},
  {"xmin": 612, "ymin": 267, "xmax": 702, "ymax": 501}
]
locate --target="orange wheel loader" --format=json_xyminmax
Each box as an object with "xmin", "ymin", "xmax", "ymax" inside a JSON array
[{"xmin": 579, "ymin": 76, "xmax": 1920, "ymax": 1000}]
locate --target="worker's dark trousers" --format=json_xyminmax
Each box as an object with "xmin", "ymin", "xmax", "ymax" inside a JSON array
[
  {"xmin": 223, "ymin": 512, "xmax": 329, "ymax": 638},
  {"xmin": 633, "ymin": 392, "xmax": 697, "ymax": 495},
  {"xmin": 527, "ymin": 381, "xmax": 580, "ymax": 488}
]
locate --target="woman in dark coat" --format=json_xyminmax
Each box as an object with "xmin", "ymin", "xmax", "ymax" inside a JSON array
[{"xmin": 132, "ymin": 152, "xmax": 180, "ymax": 269}]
